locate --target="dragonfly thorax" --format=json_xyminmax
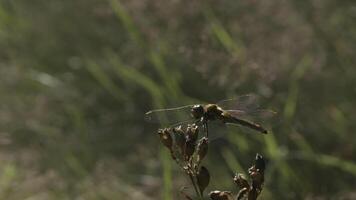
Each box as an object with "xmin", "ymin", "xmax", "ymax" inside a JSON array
[{"xmin": 204, "ymin": 104, "xmax": 224, "ymax": 121}]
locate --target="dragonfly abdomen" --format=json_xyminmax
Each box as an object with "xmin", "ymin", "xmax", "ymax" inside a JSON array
[{"xmin": 222, "ymin": 113, "xmax": 268, "ymax": 134}]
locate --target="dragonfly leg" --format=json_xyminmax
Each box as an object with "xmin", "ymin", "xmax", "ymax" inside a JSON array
[{"xmin": 205, "ymin": 122, "xmax": 209, "ymax": 138}]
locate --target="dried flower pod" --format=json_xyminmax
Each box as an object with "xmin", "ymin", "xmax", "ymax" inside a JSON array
[
  {"xmin": 158, "ymin": 128, "xmax": 173, "ymax": 150},
  {"xmin": 248, "ymin": 166, "xmax": 255, "ymax": 176},
  {"xmin": 184, "ymin": 138, "xmax": 196, "ymax": 161},
  {"xmin": 248, "ymin": 155, "xmax": 265, "ymax": 191},
  {"xmin": 173, "ymin": 126, "xmax": 185, "ymax": 152},
  {"xmin": 248, "ymin": 188, "xmax": 258, "ymax": 200},
  {"xmin": 197, "ymin": 137, "xmax": 209, "ymax": 163},
  {"xmin": 246, "ymin": 154, "xmax": 265, "ymax": 198},
  {"xmin": 236, "ymin": 187, "xmax": 249, "ymax": 200},
  {"xmin": 250, "ymin": 170, "xmax": 264, "ymax": 191},
  {"xmin": 209, "ymin": 190, "xmax": 233, "ymax": 200},
  {"xmin": 233, "ymin": 173, "xmax": 250, "ymax": 189},
  {"xmin": 254, "ymin": 153, "xmax": 265, "ymax": 172},
  {"xmin": 186, "ymin": 124, "xmax": 199, "ymax": 143},
  {"xmin": 197, "ymin": 166, "xmax": 210, "ymax": 194}
]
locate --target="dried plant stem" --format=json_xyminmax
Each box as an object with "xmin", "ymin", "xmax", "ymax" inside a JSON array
[
  {"xmin": 171, "ymin": 148, "xmax": 203, "ymax": 199},
  {"xmin": 188, "ymin": 173, "xmax": 203, "ymax": 199}
]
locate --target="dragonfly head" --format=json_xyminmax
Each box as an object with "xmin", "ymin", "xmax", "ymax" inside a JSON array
[{"xmin": 191, "ymin": 105, "xmax": 204, "ymax": 119}]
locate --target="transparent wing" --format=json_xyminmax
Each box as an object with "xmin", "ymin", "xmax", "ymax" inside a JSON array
[
  {"xmin": 203, "ymin": 120, "xmax": 229, "ymax": 141},
  {"xmin": 225, "ymin": 109, "xmax": 277, "ymax": 125},
  {"xmin": 145, "ymin": 104, "xmax": 194, "ymax": 125},
  {"xmin": 206, "ymin": 120, "xmax": 265, "ymax": 142},
  {"xmin": 217, "ymin": 94, "xmax": 260, "ymax": 112},
  {"xmin": 225, "ymin": 109, "xmax": 279, "ymax": 135}
]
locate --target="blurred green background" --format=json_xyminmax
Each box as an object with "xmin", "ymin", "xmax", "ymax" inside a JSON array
[{"xmin": 1, "ymin": 0, "xmax": 356, "ymax": 199}]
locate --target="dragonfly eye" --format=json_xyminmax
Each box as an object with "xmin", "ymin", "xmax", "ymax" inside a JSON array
[{"xmin": 191, "ymin": 105, "xmax": 204, "ymax": 119}]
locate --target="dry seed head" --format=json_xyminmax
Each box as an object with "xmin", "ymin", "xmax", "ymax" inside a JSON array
[
  {"xmin": 233, "ymin": 173, "xmax": 250, "ymax": 189},
  {"xmin": 197, "ymin": 166, "xmax": 210, "ymax": 194},
  {"xmin": 184, "ymin": 138, "xmax": 196, "ymax": 161},
  {"xmin": 186, "ymin": 124, "xmax": 199, "ymax": 143},
  {"xmin": 173, "ymin": 126, "xmax": 185, "ymax": 152},
  {"xmin": 209, "ymin": 191, "xmax": 233, "ymax": 200},
  {"xmin": 251, "ymin": 172, "xmax": 264, "ymax": 191},
  {"xmin": 248, "ymin": 166, "xmax": 264, "ymax": 188},
  {"xmin": 255, "ymin": 153, "xmax": 265, "ymax": 172},
  {"xmin": 158, "ymin": 128, "xmax": 173, "ymax": 150},
  {"xmin": 248, "ymin": 188, "xmax": 258, "ymax": 200},
  {"xmin": 197, "ymin": 137, "xmax": 209, "ymax": 163},
  {"xmin": 236, "ymin": 187, "xmax": 249, "ymax": 200},
  {"xmin": 248, "ymin": 166, "xmax": 255, "ymax": 175}
]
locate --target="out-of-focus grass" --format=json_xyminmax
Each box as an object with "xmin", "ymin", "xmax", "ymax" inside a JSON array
[
  {"xmin": 108, "ymin": 53, "xmax": 164, "ymax": 106},
  {"xmin": 283, "ymin": 55, "xmax": 312, "ymax": 121},
  {"xmin": 0, "ymin": 164, "xmax": 17, "ymax": 198},
  {"xmin": 109, "ymin": 1, "xmax": 189, "ymax": 198},
  {"xmin": 86, "ymin": 61, "xmax": 127, "ymax": 101},
  {"xmin": 221, "ymin": 148, "xmax": 245, "ymax": 174},
  {"xmin": 204, "ymin": 9, "xmax": 246, "ymax": 62},
  {"xmin": 289, "ymin": 151, "xmax": 356, "ymax": 177}
]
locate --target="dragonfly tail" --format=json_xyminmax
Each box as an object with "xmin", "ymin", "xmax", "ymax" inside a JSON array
[{"xmin": 225, "ymin": 117, "xmax": 268, "ymax": 134}]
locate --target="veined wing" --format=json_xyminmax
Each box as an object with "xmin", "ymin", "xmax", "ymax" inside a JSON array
[
  {"xmin": 145, "ymin": 104, "xmax": 195, "ymax": 125},
  {"xmin": 217, "ymin": 94, "xmax": 261, "ymax": 112},
  {"xmin": 224, "ymin": 109, "xmax": 278, "ymax": 134},
  {"xmin": 225, "ymin": 109, "xmax": 277, "ymax": 123}
]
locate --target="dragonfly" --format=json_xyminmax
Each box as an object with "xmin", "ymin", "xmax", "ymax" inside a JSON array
[{"xmin": 145, "ymin": 94, "xmax": 277, "ymax": 137}]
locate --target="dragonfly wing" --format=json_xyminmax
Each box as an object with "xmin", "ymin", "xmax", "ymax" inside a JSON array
[
  {"xmin": 225, "ymin": 109, "xmax": 277, "ymax": 125},
  {"xmin": 224, "ymin": 122, "xmax": 267, "ymax": 135},
  {"xmin": 207, "ymin": 119, "xmax": 265, "ymax": 141},
  {"xmin": 145, "ymin": 105, "xmax": 194, "ymax": 124},
  {"xmin": 217, "ymin": 94, "xmax": 260, "ymax": 111},
  {"xmin": 204, "ymin": 121, "xmax": 229, "ymax": 141}
]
